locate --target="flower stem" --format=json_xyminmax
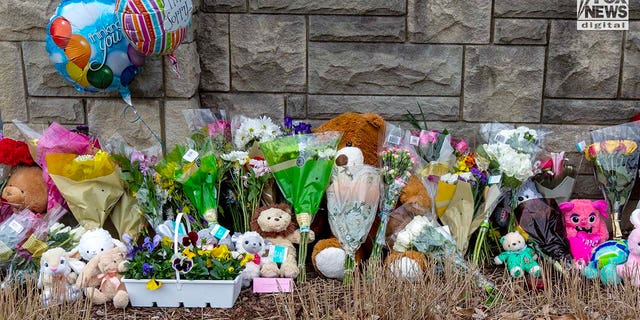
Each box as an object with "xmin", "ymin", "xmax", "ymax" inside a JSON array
[
  {"xmin": 343, "ymin": 254, "xmax": 355, "ymax": 285},
  {"xmin": 297, "ymin": 231, "xmax": 308, "ymax": 282}
]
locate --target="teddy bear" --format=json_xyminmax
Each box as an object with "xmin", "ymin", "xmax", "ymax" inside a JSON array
[
  {"xmin": 0, "ymin": 137, "xmax": 48, "ymax": 215},
  {"xmin": 494, "ymin": 231, "xmax": 542, "ymax": 278},
  {"xmin": 384, "ymin": 250, "xmax": 429, "ymax": 282},
  {"xmin": 558, "ymin": 199, "xmax": 609, "ymax": 267},
  {"xmin": 75, "ymin": 246, "xmax": 129, "ymax": 308},
  {"xmin": 231, "ymin": 231, "xmax": 268, "ymax": 287},
  {"xmin": 251, "ymin": 204, "xmax": 314, "ymax": 279},
  {"xmin": 38, "ymin": 247, "xmax": 81, "ymax": 306},
  {"xmin": 310, "ymin": 113, "xmax": 431, "ymax": 279},
  {"xmin": 69, "ymin": 228, "xmax": 126, "ymax": 273},
  {"xmin": 617, "ymin": 208, "xmax": 640, "ymax": 286}
]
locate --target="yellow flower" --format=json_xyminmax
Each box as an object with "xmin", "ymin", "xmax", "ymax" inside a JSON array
[
  {"xmin": 212, "ymin": 245, "xmax": 231, "ymax": 260},
  {"xmin": 182, "ymin": 248, "xmax": 196, "ymax": 259},
  {"xmin": 240, "ymin": 253, "xmax": 254, "ymax": 267},
  {"xmin": 161, "ymin": 236, "xmax": 172, "ymax": 247},
  {"xmin": 146, "ymin": 279, "xmax": 162, "ymax": 291},
  {"xmin": 227, "ymin": 266, "xmax": 234, "ymax": 273},
  {"xmin": 205, "ymin": 258, "xmax": 213, "ymax": 268}
]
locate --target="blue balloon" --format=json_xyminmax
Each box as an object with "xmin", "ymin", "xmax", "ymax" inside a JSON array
[{"xmin": 45, "ymin": 0, "xmax": 143, "ymax": 103}]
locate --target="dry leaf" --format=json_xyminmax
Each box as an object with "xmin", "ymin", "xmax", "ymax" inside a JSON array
[
  {"xmin": 498, "ymin": 310, "xmax": 524, "ymax": 320},
  {"xmin": 472, "ymin": 307, "xmax": 488, "ymax": 320}
]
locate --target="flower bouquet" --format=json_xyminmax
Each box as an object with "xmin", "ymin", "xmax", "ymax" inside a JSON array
[
  {"xmin": 370, "ymin": 146, "xmax": 415, "ymax": 260},
  {"xmin": 390, "ymin": 210, "xmax": 496, "ymax": 294},
  {"xmin": 533, "ymin": 151, "xmax": 581, "ymax": 203},
  {"xmin": 326, "ymin": 163, "xmax": 380, "ymax": 284},
  {"xmin": 260, "ymin": 131, "xmax": 341, "ymax": 282},
  {"xmin": 123, "ymin": 213, "xmax": 252, "ymax": 308},
  {"xmin": 46, "ymin": 149, "xmax": 126, "ymax": 233},
  {"xmin": 585, "ymin": 137, "xmax": 639, "ymax": 239}
]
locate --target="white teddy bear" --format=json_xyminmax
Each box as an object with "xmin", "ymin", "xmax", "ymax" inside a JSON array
[{"xmin": 232, "ymin": 231, "xmax": 269, "ymax": 287}]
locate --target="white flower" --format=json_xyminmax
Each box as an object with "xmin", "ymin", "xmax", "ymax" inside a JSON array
[
  {"xmin": 393, "ymin": 230, "xmax": 412, "ymax": 252},
  {"xmin": 440, "ymin": 173, "xmax": 459, "ymax": 184},
  {"xmin": 404, "ymin": 216, "xmax": 429, "ymax": 238},
  {"xmin": 221, "ymin": 151, "xmax": 250, "ymax": 165},
  {"xmin": 482, "ymin": 143, "xmax": 533, "ymax": 182},
  {"xmin": 233, "ymin": 116, "xmax": 282, "ymax": 149},
  {"xmin": 459, "ymin": 171, "xmax": 473, "ymax": 182},
  {"xmin": 317, "ymin": 148, "xmax": 337, "ymax": 160}
]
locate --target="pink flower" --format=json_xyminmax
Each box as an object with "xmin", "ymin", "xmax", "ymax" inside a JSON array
[
  {"xmin": 453, "ymin": 138, "xmax": 469, "ymax": 154},
  {"xmin": 419, "ymin": 130, "xmax": 438, "ymax": 144}
]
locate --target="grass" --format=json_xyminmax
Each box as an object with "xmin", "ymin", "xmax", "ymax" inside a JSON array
[{"xmin": 3, "ymin": 258, "xmax": 640, "ymax": 320}]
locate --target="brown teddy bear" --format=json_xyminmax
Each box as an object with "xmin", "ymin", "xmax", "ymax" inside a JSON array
[
  {"xmin": 251, "ymin": 204, "xmax": 314, "ymax": 279},
  {"xmin": 310, "ymin": 113, "xmax": 431, "ymax": 279},
  {"xmin": 0, "ymin": 138, "xmax": 48, "ymax": 214},
  {"xmin": 76, "ymin": 246, "xmax": 129, "ymax": 309}
]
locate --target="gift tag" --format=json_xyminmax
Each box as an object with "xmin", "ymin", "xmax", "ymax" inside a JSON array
[
  {"xmin": 182, "ymin": 149, "xmax": 199, "ymax": 162},
  {"xmin": 210, "ymin": 224, "xmax": 230, "ymax": 240},
  {"xmin": 8, "ymin": 220, "xmax": 24, "ymax": 234},
  {"xmin": 576, "ymin": 141, "xmax": 587, "ymax": 152},
  {"xmin": 488, "ymin": 175, "xmax": 502, "ymax": 185},
  {"xmin": 409, "ymin": 135, "xmax": 420, "ymax": 146},
  {"xmin": 269, "ymin": 245, "xmax": 288, "ymax": 264},
  {"xmin": 171, "ymin": 221, "xmax": 186, "ymax": 237}
]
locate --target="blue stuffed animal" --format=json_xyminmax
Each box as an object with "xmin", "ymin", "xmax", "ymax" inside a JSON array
[{"xmin": 582, "ymin": 239, "xmax": 629, "ymax": 285}]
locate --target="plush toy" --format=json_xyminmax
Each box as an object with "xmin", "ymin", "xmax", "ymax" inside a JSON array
[
  {"xmin": 384, "ymin": 250, "xmax": 428, "ymax": 282},
  {"xmin": 76, "ymin": 246, "xmax": 129, "ymax": 308},
  {"xmin": 310, "ymin": 113, "xmax": 431, "ymax": 278},
  {"xmin": 617, "ymin": 209, "xmax": 640, "ymax": 286},
  {"xmin": 75, "ymin": 228, "xmax": 125, "ymax": 263},
  {"xmin": 494, "ymin": 232, "xmax": 541, "ymax": 278},
  {"xmin": 0, "ymin": 138, "xmax": 48, "ymax": 214},
  {"xmin": 37, "ymin": 247, "xmax": 80, "ymax": 306},
  {"xmin": 232, "ymin": 231, "xmax": 268, "ymax": 287},
  {"xmin": 251, "ymin": 204, "xmax": 313, "ymax": 278},
  {"xmin": 558, "ymin": 199, "xmax": 609, "ymax": 267},
  {"xmin": 583, "ymin": 239, "xmax": 629, "ymax": 285}
]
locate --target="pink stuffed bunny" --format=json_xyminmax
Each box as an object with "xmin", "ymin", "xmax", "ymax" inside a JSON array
[
  {"xmin": 558, "ymin": 199, "xmax": 609, "ymax": 267},
  {"xmin": 617, "ymin": 209, "xmax": 640, "ymax": 286}
]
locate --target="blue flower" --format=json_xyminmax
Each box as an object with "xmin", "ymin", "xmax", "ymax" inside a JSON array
[{"xmin": 142, "ymin": 263, "xmax": 154, "ymax": 277}]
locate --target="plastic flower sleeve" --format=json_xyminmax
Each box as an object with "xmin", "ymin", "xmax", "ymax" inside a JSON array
[
  {"xmin": 260, "ymin": 131, "xmax": 341, "ymax": 282},
  {"xmin": 326, "ymin": 164, "xmax": 380, "ymax": 284},
  {"xmin": 585, "ymin": 121, "xmax": 640, "ymax": 238},
  {"xmin": 46, "ymin": 151, "xmax": 124, "ymax": 231}
]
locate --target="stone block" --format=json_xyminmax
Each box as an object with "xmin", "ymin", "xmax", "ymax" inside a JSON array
[
  {"xmin": 309, "ymin": 16, "xmax": 405, "ymax": 42},
  {"xmin": 28, "ymin": 97, "xmax": 84, "ymax": 124},
  {"xmin": 309, "ymin": 42, "xmax": 462, "ymax": 95},
  {"xmin": 200, "ymin": 93, "xmax": 284, "ymax": 120},
  {"xmin": 408, "ymin": 0, "xmax": 491, "ymax": 44},
  {"xmin": 248, "ymin": 0, "xmax": 405, "ymax": 15},
  {"xmin": 203, "ymin": 0, "xmax": 247, "ymax": 12},
  {"xmin": 494, "ymin": 19, "xmax": 548, "ymax": 45},
  {"xmin": 543, "ymin": 99, "xmax": 640, "ymax": 124},
  {"xmin": 130, "ymin": 57, "xmax": 164, "ymax": 98},
  {"xmin": 230, "ymin": 15, "xmax": 306, "ymax": 92},
  {"xmin": 285, "ymin": 95, "xmax": 306, "ymax": 118},
  {"xmin": 545, "ymin": 21, "xmax": 622, "ymax": 98},
  {"xmin": 87, "ymin": 99, "xmax": 162, "ymax": 151},
  {"xmin": 198, "ymin": 13, "xmax": 230, "ymax": 91},
  {"xmin": 0, "ymin": 0, "xmax": 56, "ymax": 41},
  {"xmin": 307, "ymin": 95, "xmax": 459, "ymax": 121},
  {"xmin": 622, "ymin": 21, "xmax": 640, "ymax": 98},
  {"xmin": 0, "ymin": 42, "xmax": 27, "ymax": 121},
  {"xmin": 463, "ymin": 46, "xmax": 544, "ymax": 122},
  {"xmin": 165, "ymin": 42, "xmax": 201, "ymax": 98},
  {"xmin": 164, "ymin": 97, "xmax": 201, "ymax": 150},
  {"xmin": 494, "ymin": 0, "xmax": 574, "ymax": 18}
]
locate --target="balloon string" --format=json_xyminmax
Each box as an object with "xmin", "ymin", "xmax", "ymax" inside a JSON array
[
  {"xmin": 167, "ymin": 54, "xmax": 180, "ymax": 78},
  {"xmin": 88, "ymin": 37, "xmax": 108, "ymax": 72},
  {"xmin": 123, "ymin": 104, "xmax": 165, "ymax": 152}
]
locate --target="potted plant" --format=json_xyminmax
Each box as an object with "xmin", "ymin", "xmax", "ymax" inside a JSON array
[{"xmin": 122, "ymin": 215, "xmax": 253, "ymax": 308}]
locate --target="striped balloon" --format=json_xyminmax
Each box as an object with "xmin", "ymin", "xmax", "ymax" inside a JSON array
[{"xmin": 115, "ymin": 0, "xmax": 191, "ymax": 70}]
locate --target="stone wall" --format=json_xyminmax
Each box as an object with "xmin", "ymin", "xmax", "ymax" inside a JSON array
[{"xmin": 2, "ymin": 0, "xmax": 640, "ymax": 207}]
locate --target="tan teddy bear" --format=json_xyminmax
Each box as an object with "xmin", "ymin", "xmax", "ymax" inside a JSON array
[
  {"xmin": 75, "ymin": 246, "xmax": 129, "ymax": 308},
  {"xmin": 251, "ymin": 204, "xmax": 315, "ymax": 279}
]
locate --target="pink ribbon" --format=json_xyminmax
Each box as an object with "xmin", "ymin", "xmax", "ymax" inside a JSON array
[{"xmin": 98, "ymin": 272, "xmax": 121, "ymax": 291}]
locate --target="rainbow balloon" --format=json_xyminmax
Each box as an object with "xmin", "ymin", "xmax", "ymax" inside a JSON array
[{"xmin": 115, "ymin": 0, "xmax": 192, "ymax": 75}]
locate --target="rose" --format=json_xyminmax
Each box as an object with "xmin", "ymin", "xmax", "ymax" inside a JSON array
[{"xmin": 393, "ymin": 230, "xmax": 412, "ymax": 252}]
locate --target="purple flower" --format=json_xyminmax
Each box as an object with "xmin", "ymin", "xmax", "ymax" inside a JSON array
[
  {"xmin": 284, "ymin": 116, "xmax": 293, "ymax": 129},
  {"xmin": 142, "ymin": 263, "xmax": 154, "ymax": 276},
  {"xmin": 143, "ymin": 235, "xmax": 161, "ymax": 253}
]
